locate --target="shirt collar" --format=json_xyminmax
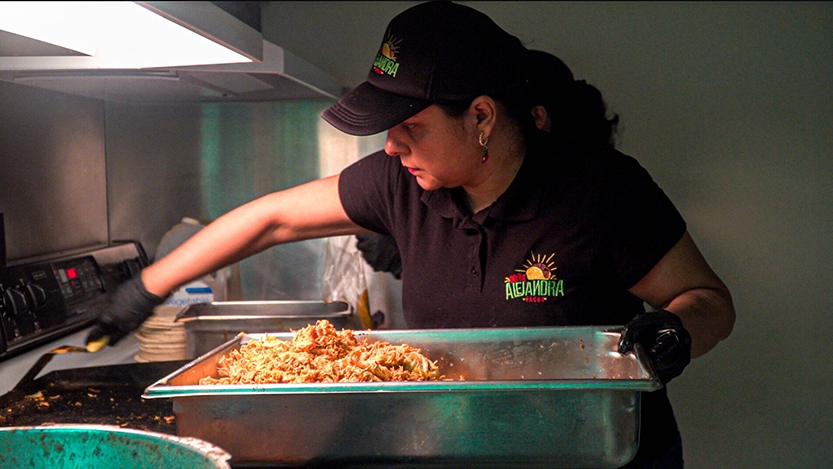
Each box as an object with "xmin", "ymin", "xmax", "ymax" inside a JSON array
[
  {"xmin": 487, "ymin": 133, "xmax": 550, "ymax": 222},
  {"xmin": 421, "ymin": 186, "xmax": 465, "ymax": 219}
]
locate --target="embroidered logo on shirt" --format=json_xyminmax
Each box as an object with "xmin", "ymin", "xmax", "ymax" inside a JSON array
[
  {"xmin": 373, "ymin": 31, "xmax": 401, "ymax": 77},
  {"xmin": 505, "ymin": 252, "xmax": 565, "ymax": 303}
]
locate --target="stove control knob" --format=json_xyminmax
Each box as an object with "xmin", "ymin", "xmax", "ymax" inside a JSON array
[
  {"xmin": 123, "ymin": 258, "xmax": 142, "ymax": 278},
  {"xmin": 26, "ymin": 282, "xmax": 48, "ymax": 310},
  {"xmin": 2, "ymin": 287, "xmax": 28, "ymax": 315}
]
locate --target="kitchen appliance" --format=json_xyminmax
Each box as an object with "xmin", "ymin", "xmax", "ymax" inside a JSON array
[
  {"xmin": 145, "ymin": 326, "xmax": 662, "ymax": 468},
  {"xmin": 0, "ymin": 3, "xmax": 342, "ymax": 104},
  {"xmin": 0, "ymin": 213, "xmax": 6, "ymax": 267},
  {"xmin": 0, "ymin": 241, "xmax": 148, "ymax": 361}
]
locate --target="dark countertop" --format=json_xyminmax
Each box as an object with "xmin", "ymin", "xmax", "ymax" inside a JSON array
[{"xmin": 0, "ymin": 360, "xmax": 187, "ymax": 434}]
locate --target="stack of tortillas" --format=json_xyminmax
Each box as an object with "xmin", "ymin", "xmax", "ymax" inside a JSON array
[
  {"xmin": 135, "ymin": 305, "xmax": 188, "ymax": 362},
  {"xmin": 135, "ymin": 217, "xmax": 201, "ymax": 363}
]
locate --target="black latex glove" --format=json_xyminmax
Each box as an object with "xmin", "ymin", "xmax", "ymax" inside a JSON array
[
  {"xmin": 86, "ymin": 274, "xmax": 165, "ymax": 347},
  {"xmin": 356, "ymin": 234, "xmax": 402, "ymax": 279},
  {"xmin": 618, "ymin": 310, "xmax": 692, "ymax": 384}
]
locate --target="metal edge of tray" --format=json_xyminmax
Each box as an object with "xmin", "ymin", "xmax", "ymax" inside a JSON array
[
  {"xmin": 143, "ymin": 326, "xmax": 662, "ymax": 398},
  {"xmin": 174, "ymin": 300, "xmax": 352, "ymax": 322}
]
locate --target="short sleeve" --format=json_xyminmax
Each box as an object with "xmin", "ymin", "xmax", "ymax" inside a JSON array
[
  {"xmin": 338, "ymin": 150, "xmax": 398, "ymax": 235},
  {"xmin": 591, "ymin": 151, "xmax": 686, "ymax": 289}
]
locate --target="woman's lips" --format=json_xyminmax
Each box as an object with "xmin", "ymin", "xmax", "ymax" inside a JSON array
[{"xmin": 402, "ymin": 164, "xmax": 419, "ymax": 175}]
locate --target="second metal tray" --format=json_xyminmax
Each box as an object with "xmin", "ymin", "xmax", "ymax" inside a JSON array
[{"xmin": 175, "ymin": 300, "xmax": 358, "ymax": 358}]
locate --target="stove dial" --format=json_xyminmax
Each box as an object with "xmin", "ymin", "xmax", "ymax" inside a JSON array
[
  {"xmin": 3, "ymin": 287, "xmax": 28, "ymax": 316},
  {"xmin": 26, "ymin": 283, "xmax": 48, "ymax": 310}
]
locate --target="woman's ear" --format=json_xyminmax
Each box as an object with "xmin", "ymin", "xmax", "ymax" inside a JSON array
[
  {"xmin": 531, "ymin": 105, "xmax": 551, "ymax": 132},
  {"xmin": 470, "ymin": 95, "xmax": 497, "ymax": 135}
]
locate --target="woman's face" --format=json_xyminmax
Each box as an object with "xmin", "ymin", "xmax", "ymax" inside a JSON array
[{"xmin": 384, "ymin": 104, "xmax": 480, "ymax": 191}]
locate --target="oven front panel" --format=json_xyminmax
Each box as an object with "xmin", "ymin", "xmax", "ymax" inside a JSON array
[{"xmin": 0, "ymin": 242, "xmax": 147, "ymax": 360}]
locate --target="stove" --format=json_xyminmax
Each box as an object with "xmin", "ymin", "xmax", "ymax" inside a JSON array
[{"xmin": 0, "ymin": 242, "xmax": 148, "ymax": 362}]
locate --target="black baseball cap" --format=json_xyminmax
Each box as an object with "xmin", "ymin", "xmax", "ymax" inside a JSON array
[{"xmin": 322, "ymin": 1, "xmax": 527, "ymax": 136}]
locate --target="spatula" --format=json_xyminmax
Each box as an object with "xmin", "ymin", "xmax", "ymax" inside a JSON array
[{"xmin": 13, "ymin": 337, "xmax": 109, "ymax": 391}]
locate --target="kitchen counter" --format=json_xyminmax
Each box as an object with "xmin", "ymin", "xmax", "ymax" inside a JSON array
[
  {"xmin": 0, "ymin": 327, "xmax": 185, "ymax": 436},
  {"xmin": 0, "ymin": 327, "xmax": 141, "ymax": 397},
  {"xmin": 0, "ymin": 354, "xmax": 188, "ymax": 442}
]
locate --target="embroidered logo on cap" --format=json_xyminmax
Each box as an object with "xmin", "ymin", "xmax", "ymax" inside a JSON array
[
  {"xmin": 372, "ymin": 31, "xmax": 401, "ymax": 77},
  {"xmin": 504, "ymin": 252, "xmax": 565, "ymax": 303}
]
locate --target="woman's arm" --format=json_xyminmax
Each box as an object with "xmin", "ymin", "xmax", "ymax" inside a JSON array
[
  {"xmin": 629, "ymin": 230, "xmax": 736, "ymax": 358},
  {"xmin": 142, "ymin": 174, "xmax": 365, "ymax": 297}
]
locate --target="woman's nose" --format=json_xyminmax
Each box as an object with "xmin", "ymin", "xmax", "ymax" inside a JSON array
[{"xmin": 384, "ymin": 129, "xmax": 406, "ymax": 157}]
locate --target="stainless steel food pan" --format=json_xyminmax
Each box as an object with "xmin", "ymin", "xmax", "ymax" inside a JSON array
[
  {"xmin": 144, "ymin": 326, "xmax": 661, "ymax": 468},
  {"xmin": 175, "ymin": 300, "xmax": 358, "ymax": 358}
]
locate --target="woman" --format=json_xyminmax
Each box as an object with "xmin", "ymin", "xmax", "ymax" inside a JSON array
[
  {"xmin": 356, "ymin": 49, "xmax": 620, "ymax": 277},
  {"xmin": 89, "ymin": 2, "xmax": 735, "ymax": 467}
]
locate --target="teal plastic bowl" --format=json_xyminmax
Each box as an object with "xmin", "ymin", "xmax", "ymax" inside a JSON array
[{"xmin": 0, "ymin": 424, "xmax": 231, "ymax": 468}]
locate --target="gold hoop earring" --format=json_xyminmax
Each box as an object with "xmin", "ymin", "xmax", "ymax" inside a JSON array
[{"xmin": 479, "ymin": 132, "xmax": 489, "ymax": 163}]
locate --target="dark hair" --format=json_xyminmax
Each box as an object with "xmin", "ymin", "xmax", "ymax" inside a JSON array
[
  {"xmin": 435, "ymin": 83, "xmax": 537, "ymax": 140},
  {"xmin": 527, "ymin": 50, "xmax": 619, "ymax": 147},
  {"xmin": 555, "ymin": 80, "xmax": 620, "ymax": 147}
]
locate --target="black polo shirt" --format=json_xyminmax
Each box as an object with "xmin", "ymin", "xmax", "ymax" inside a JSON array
[
  {"xmin": 338, "ymin": 132, "xmax": 687, "ymax": 462},
  {"xmin": 339, "ymin": 133, "xmax": 685, "ymax": 328}
]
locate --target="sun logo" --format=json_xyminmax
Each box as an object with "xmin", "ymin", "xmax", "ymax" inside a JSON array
[
  {"xmin": 380, "ymin": 31, "xmax": 401, "ymax": 60},
  {"xmin": 516, "ymin": 252, "xmax": 556, "ymax": 280},
  {"xmin": 505, "ymin": 252, "xmax": 564, "ymax": 302}
]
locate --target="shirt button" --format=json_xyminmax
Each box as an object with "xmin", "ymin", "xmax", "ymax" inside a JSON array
[{"xmin": 471, "ymin": 267, "xmax": 477, "ymax": 275}]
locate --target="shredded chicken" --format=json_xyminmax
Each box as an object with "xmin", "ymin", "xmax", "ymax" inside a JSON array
[{"xmin": 199, "ymin": 320, "xmax": 444, "ymax": 384}]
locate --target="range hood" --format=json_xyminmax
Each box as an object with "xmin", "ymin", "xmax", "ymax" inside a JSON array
[{"xmin": 0, "ymin": 3, "xmax": 343, "ymax": 104}]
